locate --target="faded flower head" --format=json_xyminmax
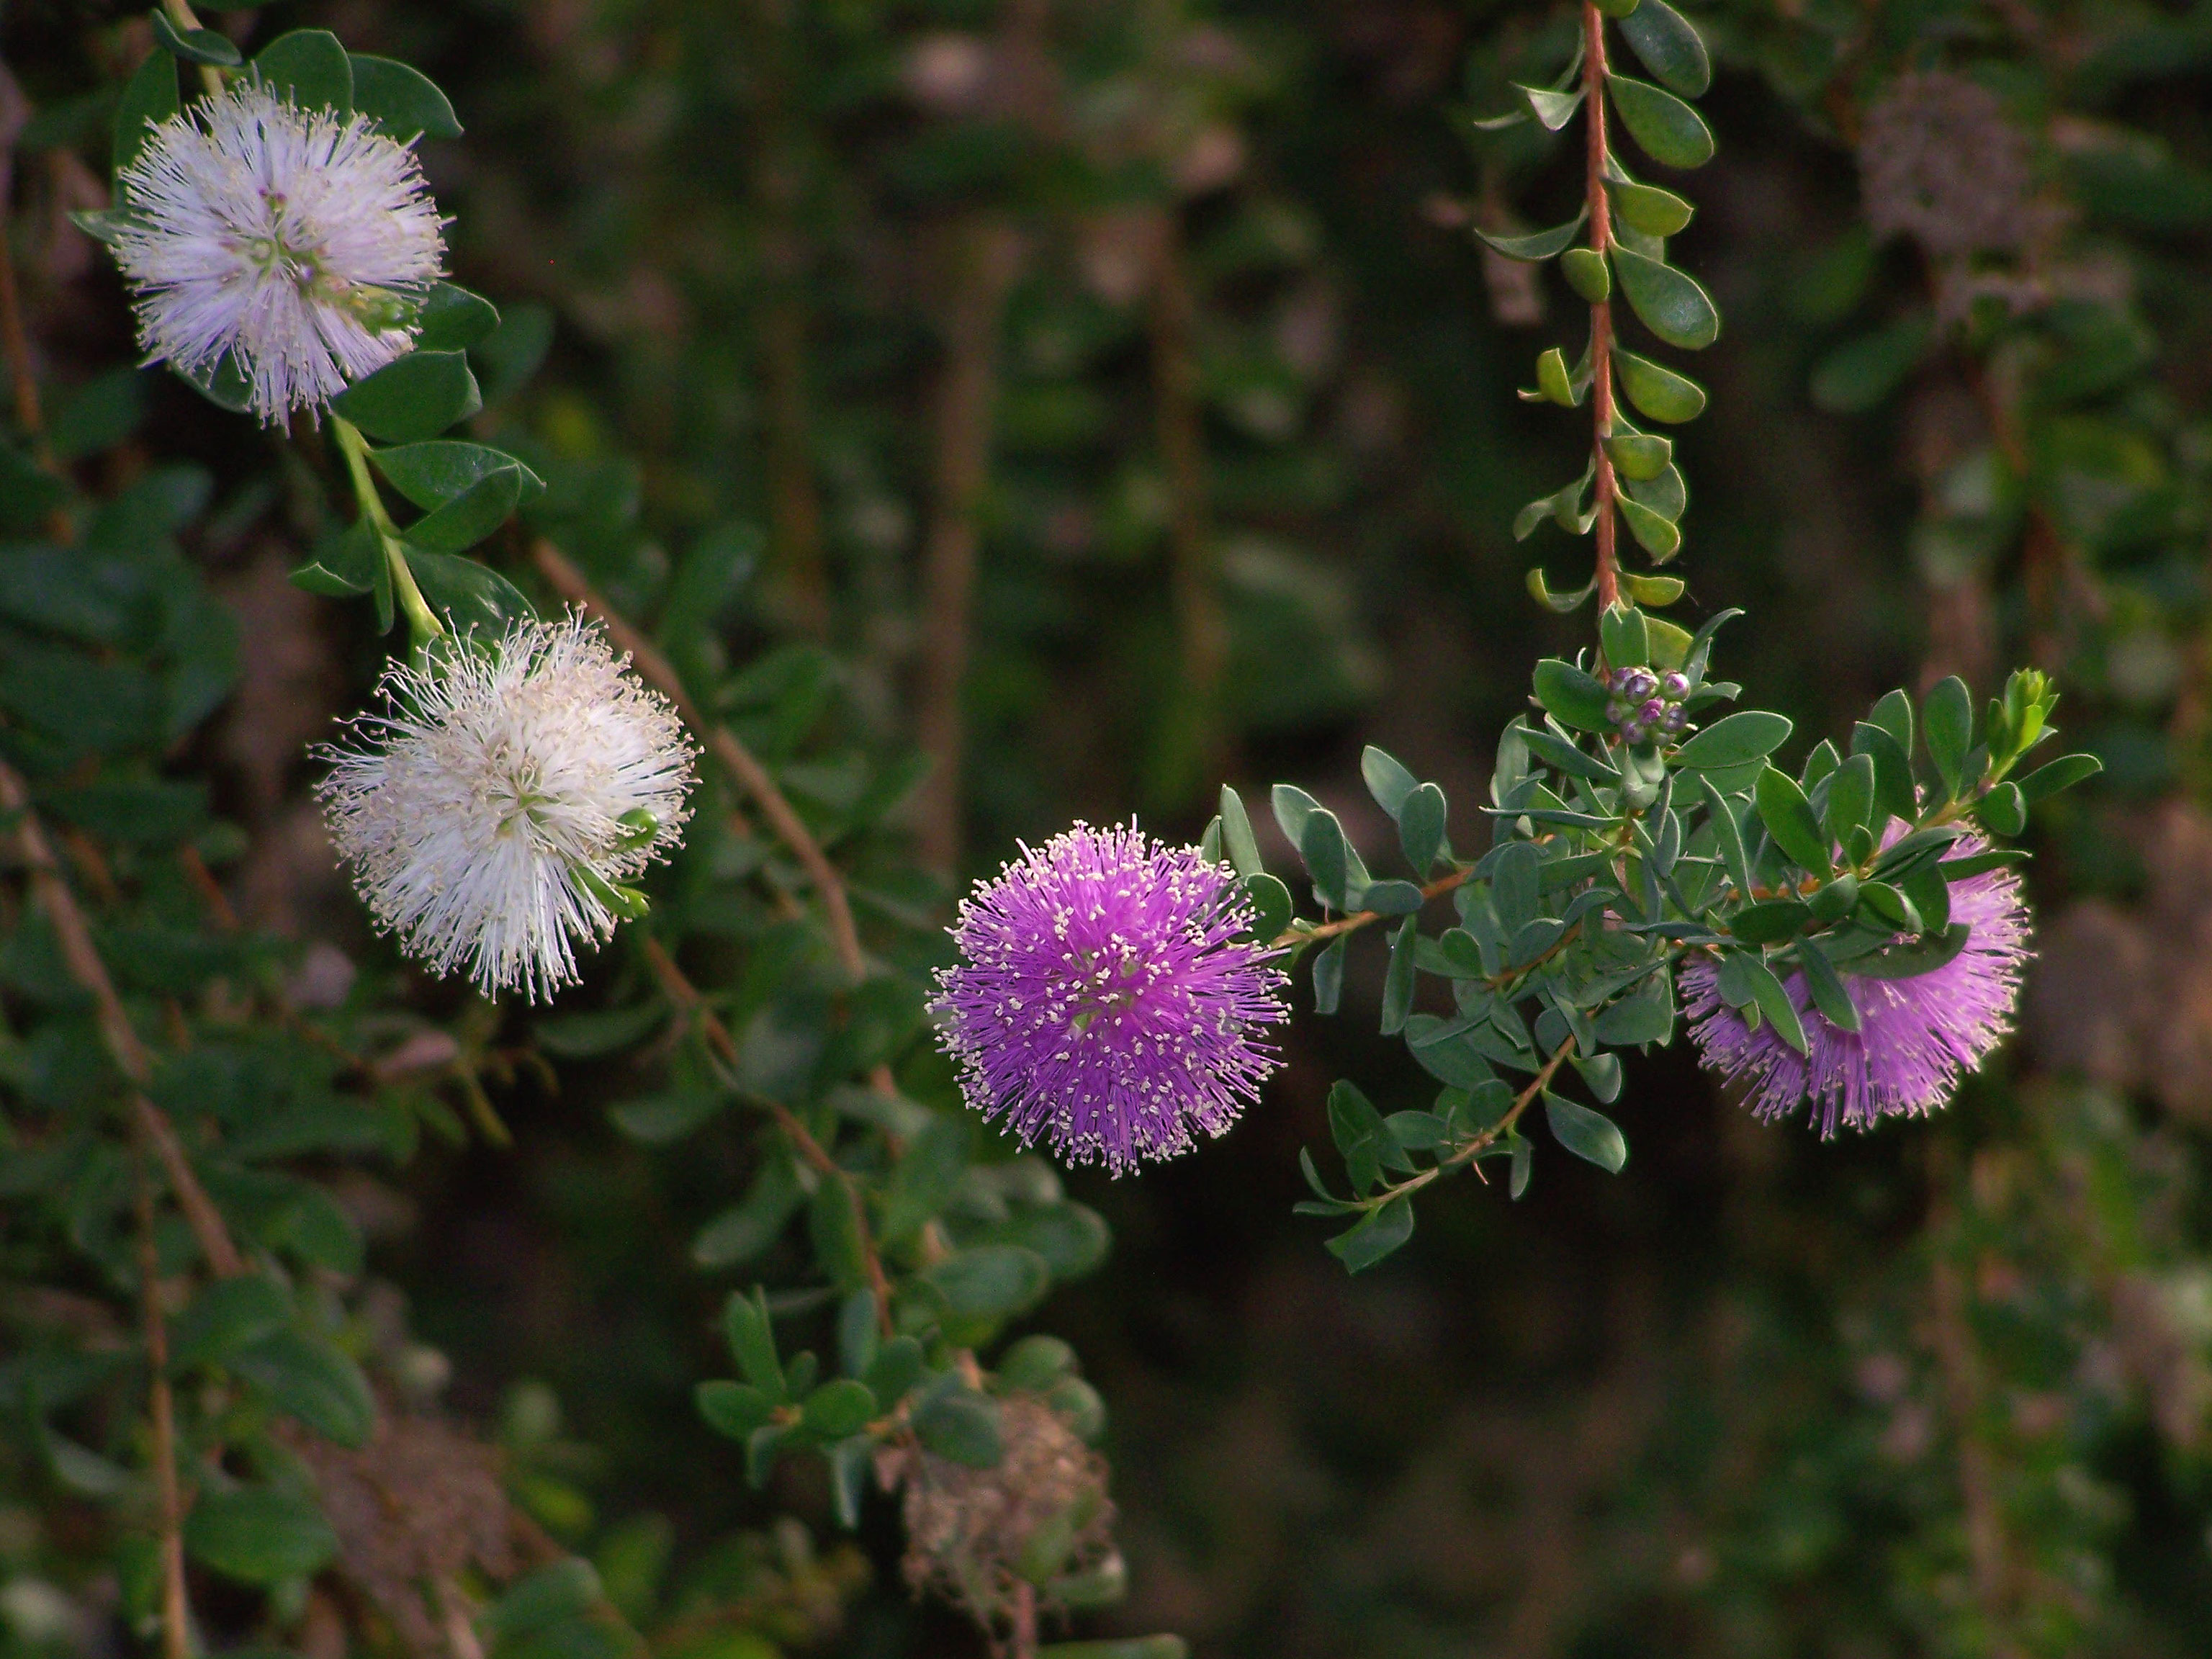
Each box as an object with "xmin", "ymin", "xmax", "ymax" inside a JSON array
[
  {"xmin": 110, "ymin": 81, "xmax": 446, "ymax": 425},
  {"xmin": 1858, "ymin": 71, "xmax": 2035, "ymax": 261},
  {"xmin": 930, "ymin": 822, "xmax": 1287, "ymax": 1174},
  {"xmin": 1683, "ymin": 836, "xmax": 2030, "ymax": 1136},
  {"xmin": 900, "ymin": 1394, "xmax": 1118, "ymax": 1629},
  {"xmin": 318, "ymin": 613, "xmax": 695, "ymax": 1001}
]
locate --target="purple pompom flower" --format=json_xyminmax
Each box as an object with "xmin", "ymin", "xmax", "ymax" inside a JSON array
[
  {"xmin": 1681, "ymin": 834, "xmax": 2030, "ymax": 1136},
  {"xmin": 930, "ymin": 822, "xmax": 1290, "ymax": 1174}
]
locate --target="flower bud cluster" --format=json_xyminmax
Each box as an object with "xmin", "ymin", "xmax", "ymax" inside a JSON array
[{"xmin": 1603, "ymin": 666, "xmax": 1694, "ymax": 746}]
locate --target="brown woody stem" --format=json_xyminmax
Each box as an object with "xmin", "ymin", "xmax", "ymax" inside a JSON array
[{"xmin": 1583, "ymin": 0, "xmax": 1620, "ymax": 616}]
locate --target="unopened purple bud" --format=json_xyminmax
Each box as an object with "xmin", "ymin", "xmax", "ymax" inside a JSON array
[
  {"xmin": 1661, "ymin": 672, "xmax": 1691, "ymax": 699},
  {"xmin": 1618, "ymin": 669, "xmax": 1658, "ymax": 702},
  {"xmin": 1622, "ymin": 721, "xmax": 1649, "ymax": 745},
  {"xmin": 1638, "ymin": 698, "xmax": 1665, "ymax": 724},
  {"xmin": 1606, "ymin": 698, "xmax": 1629, "ymax": 723},
  {"xmin": 1660, "ymin": 705, "xmax": 1688, "ymax": 733}
]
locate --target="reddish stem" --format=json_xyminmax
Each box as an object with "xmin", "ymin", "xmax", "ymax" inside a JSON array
[{"xmin": 1583, "ymin": 0, "xmax": 1619, "ymax": 615}]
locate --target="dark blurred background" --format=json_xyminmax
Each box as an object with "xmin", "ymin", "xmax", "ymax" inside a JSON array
[{"xmin": 12, "ymin": 0, "xmax": 2212, "ymax": 1653}]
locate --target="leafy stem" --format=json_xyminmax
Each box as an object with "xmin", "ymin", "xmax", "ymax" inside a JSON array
[
  {"xmin": 1353, "ymin": 1035, "xmax": 1579, "ymax": 1213},
  {"xmin": 1583, "ymin": 0, "xmax": 1619, "ymax": 615},
  {"xmin": 1274, "ymin": 863, "xmax": 1478, "ymax": 950},
  {"xmin": 332, "ymin": 413, "xmax": 443, "ymax": 647}
]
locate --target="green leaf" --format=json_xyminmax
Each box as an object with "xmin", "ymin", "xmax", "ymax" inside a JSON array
[
  {"xmin": 1923, "ymin": 675, "xmax": 1974, "ymax": 799},
  {"xmin": 1477, "ymin": 209, "xmax": 1588, "ymax": 261},
  {"xmin": 1544, "ymin": 1093, "xmax": 1628, "ymax": 1172},
  {"xmin": 861, "ymin": 1336, "xmax": 926, "ymax": 1404},
  {"xmin": 150, "ymin": 11, "xmax": 243, "ymax": 68},
  {"xmin": 1607, "ymin": 75, "xmax": 1714, "ymax": 169},
  {"xmin": 1271, "ymin": 783, "xmax": 1322, "ymax": 848},
  {"xmin": 913, "ymin": 1385, "xmax": 1004, "ymax": 1468},
  {"xmin": 170, "ymin": 1276, "xmax": 292, "ymax": 1370},
  {"xmin": 1328, "ymin": 1078, "xmax": 1406, "ymax": 1193},
  {"xmin": 1218, "ymin": 786, "xmax": 1262, "ymax": 876},
  {"xmin": 1618, "ymin": 0, "xmax": 1712, "ymax": 96},
  {"xmin": 1867, "ymin": 687, "xmax": 1914, "ymax": 755},
  {"xmin": 184, "ymin": 1489, "xmax": 338, "ymax": 1585},
  {"xmin": 1325, "ymin": 1195, "xmax": 1415, "ymax": 1273},
  {"xmin": 372, "ymin": 441, "xmax": 544, "ymax": 512},
  {"xmin": 1361, "ymin": 747, "xmax": 1420, "ymax": 817},
  {"xmin": 1825, "ymin": 752, "xmax": 1876, "ymax": 845},
  {"xmin": 253, "ymin": 30, "xmax": 354, "ymax": 114},
  {"xmin": 1796, "ymin": 939, "xmax": 1860, "ymax": 1033},
  {"xmin": 1615, "ymin": 351, "xmax": 1708, "ymax": 423},
  {"xmin": 1756, "ymin": 766, "xmax": 1832, "ymax": 878},
  {"xmin": 1601, "ymin": 606, "xmax": 1654, "ymax": 667},
  {"xmin": 1605, "ymin": 432, "xmax": 1672, "ymax": 480},
  {"xmin": 112, "ymin": 49, "xmax": 179, "ymax": 179},
  {"xmin": 229, "ymin": 1330, "xmax": 376, "ymax": 1447},
  {"xmin": 1241, "ymin": 872, "xmax": 1291, "ymax": 942},
  {"xmin": 801, "ymin": 1379, "xmax": 878, "ymax": 1439},
  {"xmin": 331, "ymin": 351, "xmax": 482, "ymax": 444},
  {"xmin": 1673, "ymin": 710, "xmax": 1791, "ymax": 769},
  {"xmin": 1851, "ymin": 722, "xmax": 1919, "ymax": 824},
  {"xmin": 1809, "ymin": 315, "xmax": 1933, "ymax": 414},
  {"xmin": 1532, "ymin": 658, "xmax": 1613, "ymax": 731},
  {"xmin": 1841, "ymin": 923, "xmax": 1971, "ymax": 980},
  {"xmin": 413, "ymin": 283, "xmax": 501, "ymax": 352},
  {"xmin": 808, "ymin": 1179, "xmax": 869, "ymax": 1293},
  {"xmin": 722, "ymin": 1290, "xmax": 783, "ymax": 1398},
  {"xmin": 1593, "ymin": 980, "xmax": 1672, "ymax": 1045},
  {"xmin": 609, "ymin": 1090, "xmax": 724, "ymax": 1146},
  {"xmin": 1534, "ymin": 346, "xmax": 1578, "ymax": 407},
  {"xmin": 400, "ymin": 471, "xmax": 526, "ymax": 560},
  {"xmin": 348, "ymin": 54, "xmax": 462, "ymax": 140},
  {"xmin": 1974, "ymin": 781, "xmax": 2027, "ymax": 837},
  {"xmin": 1697, "ymin": 775, "xmax": 1753, "ymax": 896},
  {"xmin": 1621, "ymin": 572, "xmax": 1684, "ymax": 607},
  {"xmin": 1611, "ymin": 180, "xmax": 1695, "ymax": 236},
  {"xmin": 1561, "ymin": 246, "xmax": 1611, "ymax": 302},
  {"xmin": 694, "ymin": 1377, "xmax": 770, "ymax": 1439},
  {"xmin": 1617, "ymin": 495, "xmax": 1683, "ymax": 560},
  {"xmin": 1516, "ymin": 84, "xmax": 1586, "ymax": 131},
  {"xmin": 970, "ymin": 1203, "xmax": 1111, "ymax": 1280},
  {"xmin": 1312, "ymin": 935, "xmax": 1346, "ymax": 1014},
  {"xmin": 1736, "ymin": 954, "xmax": 1809, "ymax": 1054},
  {"xmin": 1299, "ymin": 808, "xmax": 1354, "ymax": 911},
  {"xmin": 1611, "ymin": 247, "xmax": 1720, "ymax": 349},
  {"xmin": 997, "ymin": 1335, "xmax": 1079, "ymax": 1393},
  {"xmin": 1730, "ymin": 899, "xmax": 1811, "ymax": 943},
  {"xmin": 1398, "ymin": 782, "xmax": 1448, "ymax": 873},
  {"xmin": 480, "ymin": 1562, "xmax": 603, "ymax": 1642},
  {"xmin": 2017, "ymin": 752, "xmax": 2101, "ymax": 801},
  {"xmin": 1624, "ymin": 463, "xmax": 1688, "ymax": 522},
  {"xmin": 1527, "ymin": 566, "xmax": 1596, "ymax": 610},
  {"xmin": 924, "ymin": 1246, "xmax": 1051, "ymax": 1322},
  {"xmin": 405, "ymin": 552, "xmax": 534, "ymax": 638}
]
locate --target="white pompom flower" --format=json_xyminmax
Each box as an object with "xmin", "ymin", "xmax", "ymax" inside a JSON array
[
  {"xmin": 109, "ymin": 79, "xmax": 446, "ymax": 426},
  {"xmin": 318, "ymin": 613, "xmax": 698, "ymax": 1001}
]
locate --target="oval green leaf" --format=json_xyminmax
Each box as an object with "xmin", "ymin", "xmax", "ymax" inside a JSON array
[
  {"xmin": 332, "ymin": 351, "xmax": 481, "ymax": 443},
  {"xmin": 1611, "ymin": 246, "xmax": 1721, "ymax": 349},
  {"xmin": 1616, "ymin": 350, "xmax": 1708, "ymax": 423},
  {"xmin": 1476, "ymin": 208, "xmax": 1588, "ymax": 262},
  {"xmin": 253, "ymin": 30, "xmax": 354, "ymax": 114},
  {"xmin": 1607, "ymin": 74, "xmax": 1715, "ymax": 169},
  {"xmin": 349, "ymin": 54, "xmax": 463, "ymax": 140},
  {"xmin": 1611, "ymin": 180, "xmax": 1695, "ymax": 236},
  {"xmin": 1619, "ymin": 0, "xmax": 1712, "ymax": 96}
]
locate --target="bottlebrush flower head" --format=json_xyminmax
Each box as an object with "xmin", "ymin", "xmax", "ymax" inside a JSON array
[
  {"xmin": 318, "ymin": 613, "xmax": 696, "ymax": 1001},
  {"xmin": 930, "ymin": 822, "xmax": 1289, "ymax": 1175},
  {"xmin": 109, "ymin": 81, "xmax": 446, "ymax": 425},
  {"xmin": 1682, "ymin": 835, "xmax": 2030, "ymax": 1135}
]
